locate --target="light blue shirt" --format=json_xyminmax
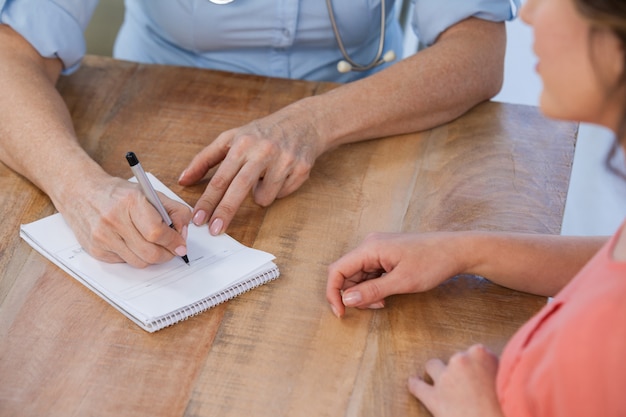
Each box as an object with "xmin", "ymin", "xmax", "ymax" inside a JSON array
[{"xmin": 0, "ymin": 0, "xmax": 519, "ymax": 83}]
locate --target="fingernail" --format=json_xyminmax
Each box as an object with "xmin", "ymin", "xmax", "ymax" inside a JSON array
[
  {"xmin": 182, "ymin": 225, "xmax": 188, "ymax": 240},
  {"xmin": 367, "ymin": 301, "xmax": 385, "ymax": 309},
  {"xmin": 178, "ymin": 170, "xmax": 187, "ymax": 183},
  {"xmin": 175, "ymin": 245, "xmax": 187, "ymax": 256},
  {"xmin": 209, "ymin": 218, "xmax": 223, "ymax": 235},
  {"xmin": 342, "ymin": 291, "xmax": 362, "ymax": 307},
  {"xmin": 193, "ymin": 210, "xmax": 207, "ymax": 226},
  {"xmin": 330, "ymin": 304, "xmax": 340, "ymax": 318}
]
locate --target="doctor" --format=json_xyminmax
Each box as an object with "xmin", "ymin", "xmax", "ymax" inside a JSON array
[{"xmin": 0, "ymin": 0, "xmax": 518, "ymax": 266}]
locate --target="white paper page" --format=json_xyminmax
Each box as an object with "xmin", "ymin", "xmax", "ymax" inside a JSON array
[{"xmin": 44, "ymin": 225, "xmax": 275, "ymax": 318}]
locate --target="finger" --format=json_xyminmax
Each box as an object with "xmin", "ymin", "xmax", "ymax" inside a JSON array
[
  {"xmin": 128, "ymin": 202, "xmax": 184, "ymax": 264},
  {"xmin": 85, "ymin": 237, "xmax": 126, "ymax": 264},
  {"xmin": 140, "ymin": 192, "xmax": 191, "ymax": 263},
  {"xmin": 205, "ymin": 160, "xmax": 267, "ymax": 235},
  {"xmin": 340, "ymin": 272, "xmax": 395, "ymax": 308},
  {"xmin": 327, "ymin": 270, "xmax": 378, "ymax": 313},
  {"xmin": 424, "ymin": 358, "xmax": 447, "ymax": 383},
  {"xmin": 97, "ymin": 246, "xmax": 146, "ymax": 267},
  {"xmin": 466, "ymin": 344, "xmax": 500, "ymax": 374},
  {"xmin": 326, "ymin": 270, "xmax": 348, "ymax": 318},
  {"xmin": 88, "ymin": 223, "xmax": 151, "ymax": 268},
  {"xmin": 161, "ymin": 195, "xmax": 192, "ymax": 233},
  {"xmin": 191, "ymin": 154, "xmax": 249, "ymax": 228},
  {"xmin": 467, "ymin": 343, "xmax": 496, "ymax": 360},
  {"xmin": 254, "ymin": 155, "xmax": 312, "ymax": 204},
  {"xmin": 364, "ymin": 300, "xmax": 385, "ymax": 310},
  {"xmin": 89, "ymin": 249, "xmax": 124, "ymax": 264},
  {"xmin": 178, "ymin": 134, "xmax": 231, "ymax": 186},
  {"xmin": 119, "ymin": 189, "xmax": 191, "ymax": 265},
  {"xmin": 115, "ymin": 238, "xmax": 159, "ymax": 268},
  {"xmin": 407, "ymin": 376, "xmax": 438, "ymax": 413},
  {"xmin": 249, "ymin": 146, "xmax": 291, "ymax": 207},
  {"xmin": 275, "ymin": 173, "xmax": 308, "ymax": 199},
  {"xmin": 252, "ymin": 175, "xmax": 286, "ymax": 208},
  {"xmin": 326, "ymin": 257, "xmax": 377, "ymax": 317}
]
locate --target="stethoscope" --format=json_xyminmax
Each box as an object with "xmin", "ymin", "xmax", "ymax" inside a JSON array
[{"xmin": 207, "ymin": 0, "xmax": 396, "ymax": 73}]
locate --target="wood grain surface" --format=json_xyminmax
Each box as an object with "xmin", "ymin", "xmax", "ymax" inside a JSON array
[{"xmin": 0, "ymin": 56, "xmax": 578, "ymax": 417}]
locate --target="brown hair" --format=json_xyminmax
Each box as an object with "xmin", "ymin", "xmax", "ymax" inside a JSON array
[{"xmin": 574, "ymin": 0, "xmax": 626, "ymax": 175}]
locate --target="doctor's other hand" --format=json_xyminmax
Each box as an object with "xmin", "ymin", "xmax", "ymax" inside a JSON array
[
  {"xmin": 60, "ymin": 176, "xmax": 192, "ymax": 268},
  {"xmin": 178, "ymin": 102, "xmax": 328, "ymax": 235},
  {"xmin": 326, "ymin": 232, "xmax": 465, "ymax": 318}
]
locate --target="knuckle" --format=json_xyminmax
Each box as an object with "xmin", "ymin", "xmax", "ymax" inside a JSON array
[
  {"xmin": 233, "ymin": 132, "xmax": 256, "ymax": 147},
  {"xmin": 229, "ymin": 133, "xmax": 252, "ymax": 151},
  {"xmin": 195, "ymin": 196, "xmax": 216, "ymax": 214},
  {"xmin": 215, "ymin": 201, "xmax": 239, "ymax": 218},
  {"xmin": 469, "ymin": 343, "xmax": 486, "ymax": 354},
  {"xmin": 288, "ymin": 164, "xmax": 312, "ymax": 184},
  {"xmin": 140, "ymin": 246, "xmax": 169, "ymax": 265},
  {"xmin": 363, "ymin": 232, "xmax": 383, "ymax": 244},
  {"xmin": 89, "ymin": 247, "xmax": 114, "ymax": 263},
  {"xmin": 256, "ymin": 138, "xmax": 281, "ymax": 158},
  {"xmin": 127, "ymin": 258, "xmax": 150, "ymax": 269},
  {"xmin": 96, "ymin": 208, "xmax": 117, "ymax": 231},
  {"xmin": 327, "ymin": 259, "xmax": 342, "ymax": 275},
  {"xmin": 470, "ymin": 344, "xmax": 496, "ymax": 363},
  {"xmin": 448, "ymin": 351, "xmax": 468, "ymax": 367},
  {"xmin": 89, "ymin": 225, "xmax": 111, "ymax": 248},
  {"xmin": 253, "ymin": 190, "xmax": 275, "ymax": 207},
  {"xmin": 276, "ymin": 150, "xmax": 297, "ymax": 168},
  {"xmin": 366, "ymin": 281, "xmax": 383, "ymax": 302},
  {"xmin": 142, "ymin": 227, "xmax": 163, "ymax": 244},
  {"xmin": 230, "ymin": 134, "xmax": 279, "ymax": 161},
  {"xmin": 208, "ymin": 173, "xmax": 231, "ymax": 192},
  {"xmin": 294, "ymin": 162, "xmax": 312, "ymax": 177},
  {"xmin": 424, "ymin": 358, "xmax": 435, "ymax": 368}
]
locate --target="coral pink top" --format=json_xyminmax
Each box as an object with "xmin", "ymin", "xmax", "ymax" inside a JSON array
[{"xmin": 497, "ymin": 226, "xmax": 626, "ymax": 416}]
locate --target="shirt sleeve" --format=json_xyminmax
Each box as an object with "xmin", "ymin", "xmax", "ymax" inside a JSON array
[
  {"xmin": 0, "ymin": 0, "xmax": 99, "ymax": 74},
  {"xmin": 411, "ymin": 0, "xmax": 520, "ymax": 47}
]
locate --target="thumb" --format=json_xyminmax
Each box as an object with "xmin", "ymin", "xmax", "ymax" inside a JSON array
[{"xmin": 341, "ymin": 276, "xmax": 393, "ymax": 309}]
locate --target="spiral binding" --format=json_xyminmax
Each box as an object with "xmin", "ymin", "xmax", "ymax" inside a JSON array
[{"xmin": 146, "ymin": 266, "xmax": 280, "ymax": 331}]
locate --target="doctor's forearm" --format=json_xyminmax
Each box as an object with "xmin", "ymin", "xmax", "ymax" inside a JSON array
[
  {"xmin": 309, "ymin": 18, "xmax": 506, "ymax": 150},
  {"xmin": 0, "ymin": 25, "xmax": 108, "ymax": 207}
]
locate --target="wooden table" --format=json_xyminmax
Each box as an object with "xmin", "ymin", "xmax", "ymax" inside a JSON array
[{"xmin": 0, "ymin": 56, "xmax": 577, "ymax": 417}]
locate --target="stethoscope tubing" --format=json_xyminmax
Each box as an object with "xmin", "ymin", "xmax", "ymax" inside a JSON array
[
  {"xmin": 206, "ymin": 0, "xmax": 391, "ymax": 72},
  {"xmin": 325, "ymin": 0, "xmax": 387, "ymax": 71}
]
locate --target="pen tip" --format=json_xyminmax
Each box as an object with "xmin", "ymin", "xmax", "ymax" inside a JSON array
[{"xmin": 182, "ymin": 255, "xmax": 190, "ymax": 265}]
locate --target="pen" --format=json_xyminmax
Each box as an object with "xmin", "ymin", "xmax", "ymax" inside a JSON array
[{"xmin": 125, "ymin": 151, "xmax": 190, "ymax": 265}]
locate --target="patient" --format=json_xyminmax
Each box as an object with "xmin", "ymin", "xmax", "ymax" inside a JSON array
[{"xmin": 326, "ymin": 0, "xmax": 626, "ymax": 415}]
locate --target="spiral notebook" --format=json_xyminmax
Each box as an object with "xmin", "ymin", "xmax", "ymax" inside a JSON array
[{"xmin": 19, "ymin": 174, "xmax": 280, "ymax": 333}]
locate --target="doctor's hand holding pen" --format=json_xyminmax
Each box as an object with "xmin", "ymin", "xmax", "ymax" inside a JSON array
[{"xmin": 63, "ymin": 174, "xmax": 192, "ymax": 268}]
